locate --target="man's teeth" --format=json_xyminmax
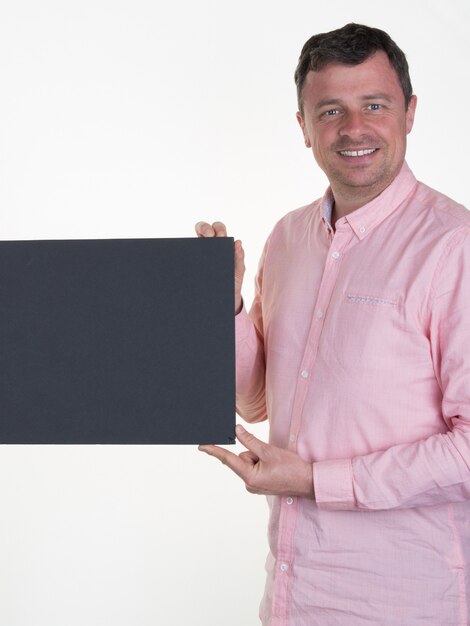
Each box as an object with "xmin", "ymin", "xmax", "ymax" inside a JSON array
[{"xmin": 339, "ymin": 148, "xmax": 376, "ymax": 157}]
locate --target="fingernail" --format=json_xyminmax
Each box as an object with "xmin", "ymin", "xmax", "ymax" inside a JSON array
[{"xmin": 236, "ymin": 424, "xmax": 245, "ymax": 434}]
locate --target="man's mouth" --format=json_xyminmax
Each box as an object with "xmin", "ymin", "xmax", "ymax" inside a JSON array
[{"xmin": 338, "ymin": 148, "xmax": 378, "ymax": 157}]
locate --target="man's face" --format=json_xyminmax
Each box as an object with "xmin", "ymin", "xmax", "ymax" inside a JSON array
[{"xmin": 297, "ymin": 51, "xmax": 417, "ymax": 201}]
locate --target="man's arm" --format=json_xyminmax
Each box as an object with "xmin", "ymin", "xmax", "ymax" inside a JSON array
[
  {"xmin": 234, "ymin": 236, "xmax": 274, "ymax": 424},
  {"xmin": 313, "ymin": 227, "xmax": 470, "ymax": 511}
]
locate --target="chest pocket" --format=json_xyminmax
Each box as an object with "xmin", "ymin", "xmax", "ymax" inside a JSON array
[
  {"xmin": 325, "ymin": 289, "xmax": 405, "ymax": 370},
  {"xmin": 345, "ymin": 293, "xmax": 399, "ymax": 308}
]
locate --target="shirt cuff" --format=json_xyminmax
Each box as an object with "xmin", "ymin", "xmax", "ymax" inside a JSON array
[
  {"xmin": 235, "ymin": 304, "xmax": 252, "ymax": 343},
  {"xmin": 313, "ymin": 458, "xmax": 356, "ymax": 510}
]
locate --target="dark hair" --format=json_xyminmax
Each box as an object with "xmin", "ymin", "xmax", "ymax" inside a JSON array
[{"xmin": 294, "ymin": 23, "xmax": 413, "ymax": 115}]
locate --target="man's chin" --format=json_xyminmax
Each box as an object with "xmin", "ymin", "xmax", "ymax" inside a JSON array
[{"xmin": 331, "ymin": 167, "xmax": 393, "ymax": 192}]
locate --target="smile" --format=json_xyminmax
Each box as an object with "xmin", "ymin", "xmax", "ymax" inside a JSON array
[{"xmin": 338, "ymin": 148, "xmax": 377, "ymax": 157}]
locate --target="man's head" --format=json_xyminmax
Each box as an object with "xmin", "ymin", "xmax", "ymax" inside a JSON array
[
  {"xmin": 295, "ymin": 23, "xmax": 413, "ymax": 117},
  {"xmin": 295, "ymin": 24, "xmax": 417, "ymax": 212}
]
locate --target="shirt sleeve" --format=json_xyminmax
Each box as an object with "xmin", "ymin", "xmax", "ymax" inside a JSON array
[
  {"xmin": 314, "ymin": 226, "xmax": 470, "ymax": 511},
  {"xmin": 235, "ymin": 237, "xmax": 271, "ymax": 424}
]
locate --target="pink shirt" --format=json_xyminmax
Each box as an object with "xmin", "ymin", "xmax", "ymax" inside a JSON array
[{"xmin": 235, "ymin": 163, "xmax": 470, "ymax": 625}]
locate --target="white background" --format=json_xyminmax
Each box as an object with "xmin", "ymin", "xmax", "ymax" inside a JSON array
[{"xmin": 0, "ymin": 1, "xmax": 469, "ymax": 624}]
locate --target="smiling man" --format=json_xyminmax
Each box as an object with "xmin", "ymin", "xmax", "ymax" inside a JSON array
[
  {"xmin": 197, "ymin": 23, "xmax": 470, "ymax": 626},
  {"xmin": 297, "ymin": 48, "xmax": 416, "ymax": 220}
]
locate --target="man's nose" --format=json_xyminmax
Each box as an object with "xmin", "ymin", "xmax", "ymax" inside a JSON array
[{"xmin": 338, "ymin": 110, "xmax": 367, "ymax": 138}]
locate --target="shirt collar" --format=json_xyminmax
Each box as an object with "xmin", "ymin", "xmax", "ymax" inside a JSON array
[
  {"xmin": 321, "ymin": 189, "xmax": 335, "ymax": 232},
  {"xmin": 320, "ymin": 162, "xmax": 418, "ymax": 240}
]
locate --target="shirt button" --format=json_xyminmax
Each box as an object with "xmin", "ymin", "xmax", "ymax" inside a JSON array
[
  {"xmin": 286, "ymin": 497, "xmax": 294, "ymax": 505},
  {"xmin": 280, "ymin": 563, "xmax": 289, "ymax": 572},
  {"xmin": 359, "ymin": 225, "xmax": 366, "ymax": 234},
  {"xmin": 301, "ymin": 369, "xmax": 309, "ymax": 378},
  {"xmin": 315, "ymin": 310, "xmax": 323, "ymax": 318},
  {"xmin": 332, "ymin": 251, "xmax": 340, "ymax": 259},
  {"xmin": 289, "ymin": 433, "xmax": 296, "ymax": 443}
]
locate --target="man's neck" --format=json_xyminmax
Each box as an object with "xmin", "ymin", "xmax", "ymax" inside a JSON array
[
  {"xmin": 331, "ymin": 190, "xmax": 379, "ymax": 225},
  {"xmin": 329, "ymin": 165, "xmax": 404, "ymax": 227}
]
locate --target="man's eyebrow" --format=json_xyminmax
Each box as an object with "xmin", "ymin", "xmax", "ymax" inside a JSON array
[
  {"xmin": 362, "ymin": 93, "xmax": 393, "ymax": 102},
  {"xmin": 314, "ymin": 98, "xmax": 343, "ymax": 111}
]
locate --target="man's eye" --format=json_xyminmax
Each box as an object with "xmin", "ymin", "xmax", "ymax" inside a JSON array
[
  {"xmin": 368, "ymin": 104, "xmax": 381, "ymax": 110},
  {"xmin": 324, "ymin": 109, "xmax": 339, "ymax": 117}
]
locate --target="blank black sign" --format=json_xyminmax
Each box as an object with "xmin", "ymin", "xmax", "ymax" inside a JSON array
[{"xmin": 0, "ymin": 238, "xmax": 235, "ymax": 444}]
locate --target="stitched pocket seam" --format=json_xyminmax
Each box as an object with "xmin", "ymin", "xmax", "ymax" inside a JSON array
[{"xmin": 345, "ymin": 294, "xmax": 398, "ymax": 306}]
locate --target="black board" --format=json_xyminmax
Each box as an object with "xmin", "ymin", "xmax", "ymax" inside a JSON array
[{"xmin": 0, "ymin": 238, "xmax": 235, "ymax": 444}]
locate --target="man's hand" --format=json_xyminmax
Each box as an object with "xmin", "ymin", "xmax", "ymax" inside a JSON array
[
  {"xmin": 195, "ymin": 221, "xmax": 245, "ymax": 315},
  {"xmin": 199, "ymin": 425, "xmax": 315, "ymax": 499}
]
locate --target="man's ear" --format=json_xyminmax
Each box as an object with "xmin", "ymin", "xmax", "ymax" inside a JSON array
[
  {"xmin": 296, "ymin": 112, "xmax": 311, "ymax": 148},
  {"xmin": 406, "ymin": 95, "xmax": 417, "ymax": 135}
]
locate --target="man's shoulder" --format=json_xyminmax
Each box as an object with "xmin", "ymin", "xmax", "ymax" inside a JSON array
[
  {"xmin": 259, "ymin": 199, "xmax": 323, "ymax": 261},
  {"xmin": 271, "ymin": 197, "xmax": 323, "ymax": 233},
  {"xmin": 414, "ymin": 180, "xmax": 470, "ymax": 231}
]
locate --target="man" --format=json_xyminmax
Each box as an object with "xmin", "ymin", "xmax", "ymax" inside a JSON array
[{"xmin": 197, "ymin": 23, "xmax": 470, "ymax": 625}]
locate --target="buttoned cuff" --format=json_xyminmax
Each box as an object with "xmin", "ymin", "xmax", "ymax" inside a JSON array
[
  {"xmin": 313, "ymin": 458, "xmax": 356, "ymax": 510},
  {"xmin": 235, "ymin": 303, "xmax": 252, "ymax": 343}
]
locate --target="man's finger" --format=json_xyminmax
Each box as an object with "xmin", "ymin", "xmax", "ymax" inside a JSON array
[
  {"xmin": 239, "ymin": 450, "xmax": 259, "ymax": 464},
  {"xmin": 235, "ymin": 424, "xmax": 266, "ymax": 458},
  {"xmin": 234, "ymin": 240, "xmax": 246, "ymax": 278},
  {"xmin": 211, "ymin": 221, "xmax": 228, "ymax": 237},
  {"xmin": 195, "ymin": 221, "xmax": 215, "ymax": 237},
  {"xmin": 198, "ymin": 444, "xmax": 250, "ymax": 480}
]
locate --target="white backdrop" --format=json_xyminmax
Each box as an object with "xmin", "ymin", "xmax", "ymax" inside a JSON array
[{"xmin": 0, "ymin": 1, "xmax": 468, "ymax": 624}]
